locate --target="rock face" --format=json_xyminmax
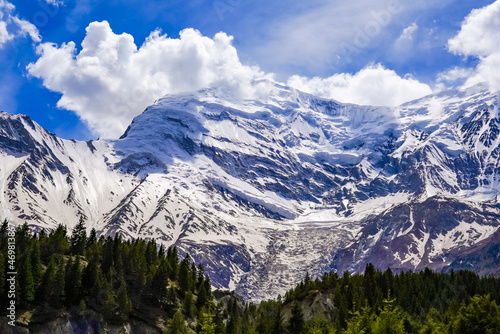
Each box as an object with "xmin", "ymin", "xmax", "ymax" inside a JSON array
[
  {"xmin": 1, "ymin": 82, "xmax": 500, "ymax": 301},
  {"xmin": 0, "ymin": 314, "xmax": 162, "ymax": 334}
]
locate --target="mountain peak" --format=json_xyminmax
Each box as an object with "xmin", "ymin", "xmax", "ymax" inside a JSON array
[{"xmin": 2, "ymin": 83, "xmax": 500, "ymax": 301}]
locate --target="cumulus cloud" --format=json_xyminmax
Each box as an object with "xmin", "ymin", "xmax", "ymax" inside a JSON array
[
  {"xmin": 27, "ymin": 21, "xmax": 271, "ymax": 138},
  {"xmin": 287, "ymin": 64, "xmax": 432, "ymax": 107},
  {"xmin": 447, "ymin": 0, "xmax": 500, "ymax": 90},
  {"xmin": 0, "ymin": 0, "xmax": 40, "ymax": 47}
]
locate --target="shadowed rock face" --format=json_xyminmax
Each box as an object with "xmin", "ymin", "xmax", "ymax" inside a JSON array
[
  {"xmin": 332, "ymin": 197, "xmax": 500, "ymax": 274},
  {"xmin": 1, "ymin": 83, "xmax": 500, "ymax": 301}
]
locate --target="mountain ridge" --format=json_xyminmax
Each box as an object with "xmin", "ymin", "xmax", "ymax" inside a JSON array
[{"xmin": 1, "ymin": 82, "xmax": 500, "ymax": 301}]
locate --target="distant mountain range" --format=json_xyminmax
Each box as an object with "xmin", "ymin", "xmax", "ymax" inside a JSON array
[{"xmin": 1, "ymin": 81, "xmax": 499, "ymax": 301}]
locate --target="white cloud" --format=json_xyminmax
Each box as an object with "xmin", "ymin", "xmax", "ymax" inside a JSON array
[
  {"xmin": 0, "ymin": 0, "xmax": 40, "ymax": 47},
  {"xmin": 45, "ymin": 0, "xmax": 64, "ymax": 6},
  {"xmin": 27, "ymin": 21, "xmax": 271, "ymax": 138},
  {"xmin": 436, "ymin": 67, "xmax": 475, "ymax": 85},
  {"xmin": 448, "ymin": 1, "xmax": 500, "ymax": 58},
  {"xmin": 398, "ymin": 22, "xmax": 418, "ymax": 42},
  {"xmin": 393, "ymin": 22, "xmax": 418, "ymax": 57},
  {"xmin": 447, "ymin": 1, "xmax": 500, "ymax": 90},
  {"xmin": 11, "ymin": 16, "xmax": 41, "ymax": 42},
  {"xmin": 287, "ymin": 64, "xmax": 432, "ymax": 107},
  {"xmin": 0, "ymin": 20, "xmax": 13, "ymax": 44}
]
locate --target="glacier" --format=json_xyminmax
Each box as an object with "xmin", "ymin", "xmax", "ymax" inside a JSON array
[{"xmin": 1, "ymin": 81, "xmax": 500, "ymax": 301}]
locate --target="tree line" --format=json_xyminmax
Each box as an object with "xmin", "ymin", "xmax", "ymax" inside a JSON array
[{"xmin": 1, "ymin": 219, "xmax": 500, "ymax": 333}]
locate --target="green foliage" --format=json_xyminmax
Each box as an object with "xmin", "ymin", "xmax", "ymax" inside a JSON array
[
  {"xmin": 452, "ymin": 295, "xmax": 500, "ymax": 333},
  {"xmin": 3, "ymin": 219, "xmax": 500, "ymax": 334},
  {"xmin": 199, "ymin": 302, "xmax": 217, "ymax": 334},
  {"xmin": 70, "ymin": 216, "xmax": 87, "ymax": 255},
  {"xmin": 169, "ymin": 310, "xmax": 189, "ymax": 334},
  {"xmin": 345, "ymin": 306, "xmax": 373, "ymax": 334},
  {"xmin": 289, "ymin": 301, "xmax": 305, "ymax": 334},
  {"xmin": 0, "ymin": 220, "xmax": 215, "ymax": 328},
  {"xmin": 371, "ymin": 295, "xmax": 406, "ymax": 334}
]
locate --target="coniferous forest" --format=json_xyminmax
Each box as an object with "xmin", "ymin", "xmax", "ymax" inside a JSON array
[{"xmin": 1, "ymin": 219, "xmax": 500, "ymax": 333}]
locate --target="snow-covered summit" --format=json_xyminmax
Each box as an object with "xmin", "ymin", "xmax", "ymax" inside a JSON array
[{"xmin": 1, "ymin": 82, "xmax": 500, "ymax": 300}]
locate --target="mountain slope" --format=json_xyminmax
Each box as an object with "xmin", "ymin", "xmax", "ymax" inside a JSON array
[{"xmin": 1, "ymin": 82, "xmax": 499, "ymax": 301}]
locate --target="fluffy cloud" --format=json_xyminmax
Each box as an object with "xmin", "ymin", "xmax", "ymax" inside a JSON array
[
  {"xmin": 287, "ymin": 64, "xmax": 432, "ymax": 107},
  {"xmin": 0, "ymin": 0, "xmax": 40, "ymax": 47},
  {"xmin": 28, "ymin": 20, "xmax": 436, "ymax": 138},
  {"xmin": 28, "ymin": 21, "xmax": 270, "ymax": 138},
  {"xmin": 447, "ymin": 1, "xmax": 500, "ymax": 90}
]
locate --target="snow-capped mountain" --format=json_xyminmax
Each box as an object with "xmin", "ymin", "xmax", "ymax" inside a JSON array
[{"xmin": 1, "ymin": 81, "xmax": 500, "ymax": 301}]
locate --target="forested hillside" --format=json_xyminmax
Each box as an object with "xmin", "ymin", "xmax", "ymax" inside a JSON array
[{"xmin": 1, "ymin": 220, "xmax": 500, "ymax": 333}]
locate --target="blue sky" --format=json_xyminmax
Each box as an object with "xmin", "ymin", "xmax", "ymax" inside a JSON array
[{"xmin": 1, "ymin": 0, "xmax": 498, "ymax": 140}]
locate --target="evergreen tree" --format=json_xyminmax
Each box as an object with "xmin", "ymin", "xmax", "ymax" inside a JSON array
[
  {"xmin": 87, "ymin": 228, "xmax": 97, "ymax": 247},
  {"xmin": 70, "ymin": 216, "xmax": 87, "ymax": 255},
  {"xmin": 41, "ymin": 255, "xmax": 66, "ymax": 308},
  {"xmin": 183, "ymin": 291, "xmax": 196, "ymax": 319},
  {"xmin": 346, "ymin": 305, "xmax": 373, "ymax": 334},
  {"xmin": 49, "ymin": 224, "xmax": 70, "ymax": 255},
  {"xmin": 19, "ymin": 251, "xmax": 35, "ymax": 306},
  {"xmin": 289, "ymin": 301, "xmax": 305, "ymax": 334},
  {"xmin": 178, "ymin": 255, "xmax": 192, "ymax": 295},
  {"xmin": 364, "ymin": 263, "xmax": 377, "ymax": 307},
  {"xmin": 199, "ymin": 303, "xmax": 217, "ymax": 334},
  {"xmin": 372, "ymin": 295, "xmax": 405, "ymax": 334},
  {"xmin": 150, "ymin": 259, "xmax": 169, "ymax": 305},
  {"xmin": 452, "ymin": 295, "xmax": 500, "ymax": 333},
  {"xmin": 214, "ymin": 302, "xmax": 226, "ymax": 334},
  {"xmin": 30, "ymin": 239, "xmax": 43, "ymax": 286},
  {"xmin": 116, "ymin": 279, "xmax": 133, "ymax": 321},
  {"xmin": 197, "ymin": 279, "xmax": 210, "ymax": 310},
  {"xmin": 167, "ymin": 246, "xmax": 179, "ymax": 280},
  {"xmin": 226, "ymin": 314, "xmax": 242, "ymax": 334},
  {"xmin": 0, "ymin": 252, "xmax": 4, "ymax": 298},
  {"xmin": 65, "ymin": 256, "xmax": 83, "ymax": 306},
  {"xmin": 169, "ymin": 310, "xmax": 189, "ymax": 334}
]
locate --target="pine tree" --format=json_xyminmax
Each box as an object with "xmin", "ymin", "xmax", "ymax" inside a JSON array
[
  {"xmin": 30, "ymin": 239, "xmax": 43, "ymax": 286},
  {"xmin": 19, "ymin": 251, "xmax": 35, "ymax": 306},
  {"xmin": 167, "ymin": 246, "xmax": 179, "ymax": 280},
  {"xmin": 169, "ymin": 310, "xmax": 188, "ymax": 334},
  {"xmin": 0, "ymin": 252, "xmax": 4, "ymax": 298},
  {"xmin": 452, "ymin": 295, "xmax": 500, "ymax": 333},
  {"xmin": 214, "ymin": 303, "xmax": 226, "ymax": 334},
  {"xmin": 65, "ymin": 256, "xmax": 83, "ymax": 306},
  {"xmin": 70, "ymin": 216, "xmax": 87, "ymax": 255},
  {"xmin": 53, "ymin": 257, "xmax": 66, "ymax": 308},
  {"xmin": 364, "ymin": 263, "xmax": 377, "ymax": 307},
  {"xmin": 178, "ymin": 255, "xmax": 192, "ymax": 295},
  {"xmin": 372, "ymin": 295, "xmax": 405, "ymax": 334},
  {"xmin": 87, "ymin": 228, "xmax": 97, "ymax": 247},
  {"xmin": 183, "ymin": 291, "xmax": 196, "ymax": 319},
  {"xmin": 50, "ymin": 224, "xmax": 70, "ymax": 254},
  {"xmin": 346, "ymin": 305, "xmax": 373, "ymax": 334},
  {"xmin": 273, "ymin": 302, "xmax": 285, "ymax": 334},
  {"xmin": 150, "ymin": 259, "xmax": 169, "ymax": 305},
  {"xmin": 41, "ymin": 255, "xmax": 66, "ymax": 308},
  {"xmin": 289, "ymin": 301, "xmax": 305, "ymax": 334},
  {"xmin": 116, "ymin": 279, "xmax": 133, "ymax": 321},
  {"xmin": 145, "ymin": 239, "xmax": 157, "ymax": 267},
  {"xmin": 199, "ymin": 303, "xmax": 217, "ymax": 334},
  {"xmin": 197, "ymin": 279, "xmax": 210, "ymax": 310}
]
